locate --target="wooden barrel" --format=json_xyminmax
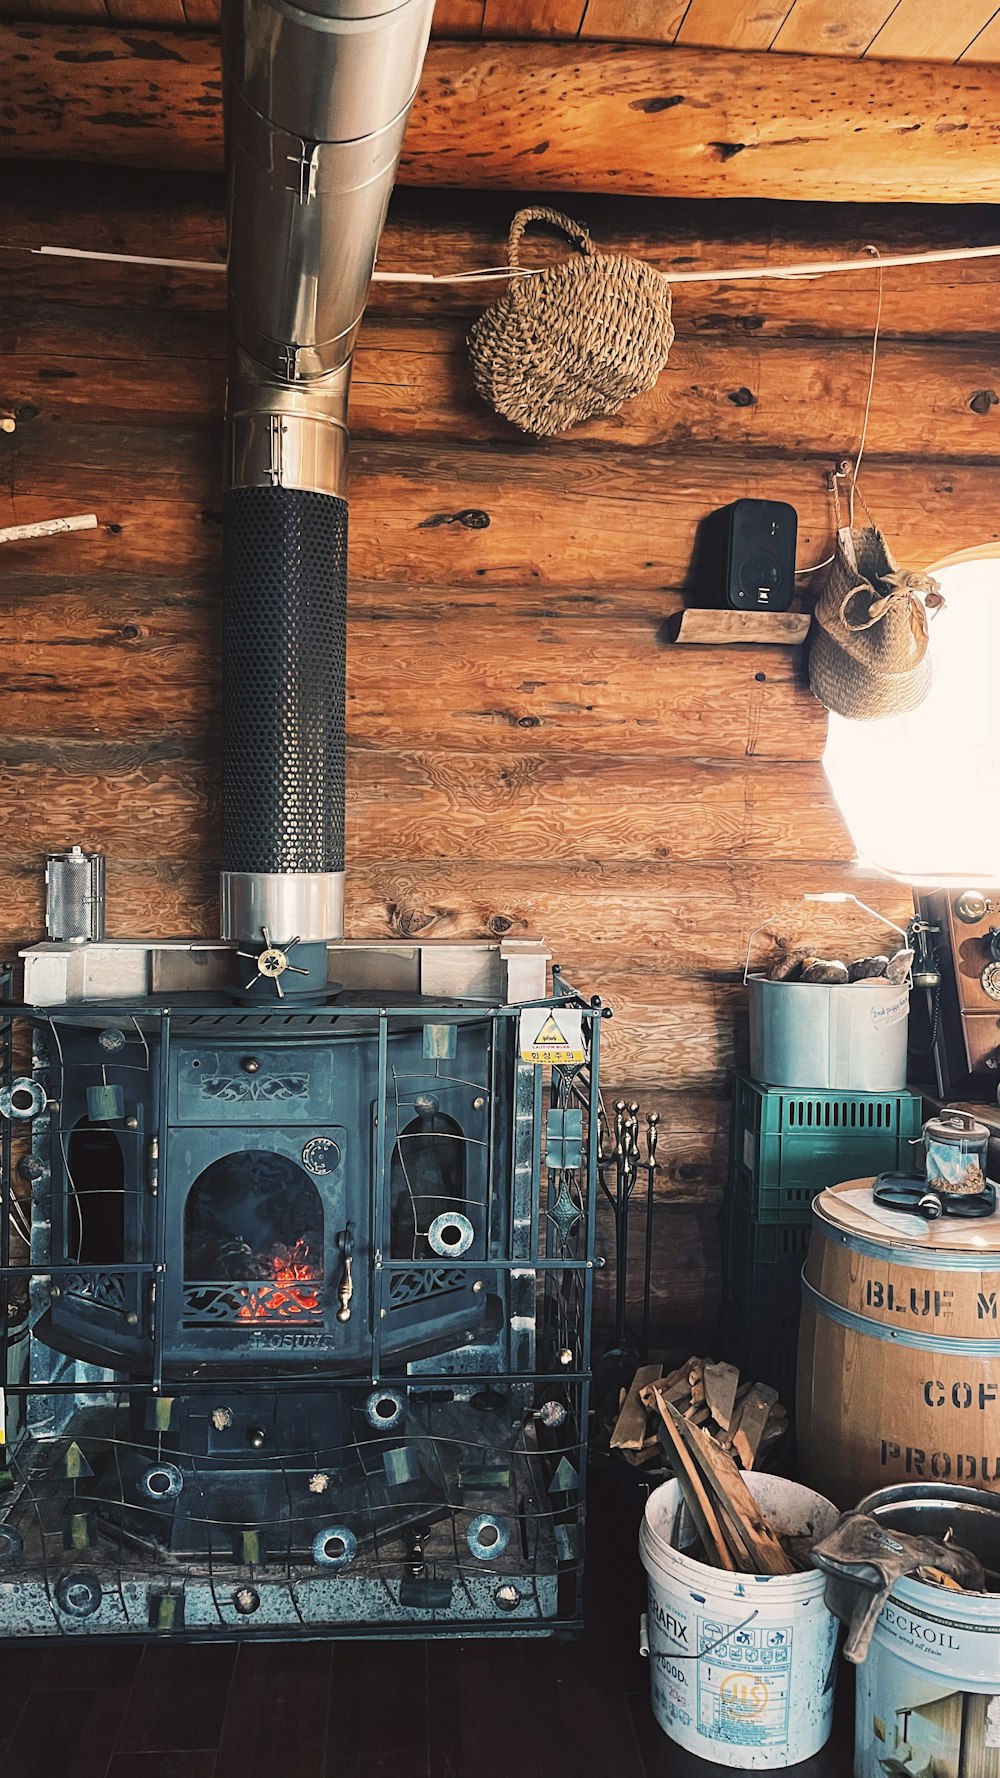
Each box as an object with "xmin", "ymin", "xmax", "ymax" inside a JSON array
[{"xmin": 796, "ymin": 1179, "xmax": 1000, "ymax": 1507}]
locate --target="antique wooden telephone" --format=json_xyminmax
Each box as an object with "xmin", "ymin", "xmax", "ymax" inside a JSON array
[{"xmin": 912, "ymin": 889, "xmax": 1000, "ymax": 1097}]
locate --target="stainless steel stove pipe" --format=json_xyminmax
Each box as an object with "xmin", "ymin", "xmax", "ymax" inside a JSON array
[{"xmin": 219, "ymin": 0, "xmax": 434, "ymax": 949}]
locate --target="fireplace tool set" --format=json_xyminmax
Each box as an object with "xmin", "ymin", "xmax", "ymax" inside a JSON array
[{"xmin": 593, "ymin": 1104, "xmax": 661, "ymax": 1424}]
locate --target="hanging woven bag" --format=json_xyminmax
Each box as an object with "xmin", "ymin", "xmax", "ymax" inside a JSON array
[
  {"xmin": 467, "ymin": 206, "xmax": 675, "ymax": 438},
  {"xmin": 808, "ymin": 513, "xmax": 943, "ymax": 721}
]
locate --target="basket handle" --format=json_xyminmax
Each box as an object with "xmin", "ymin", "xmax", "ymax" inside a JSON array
[{"xmin": 507, "ymin": 206, "xmax": 594, "ymax": 279}]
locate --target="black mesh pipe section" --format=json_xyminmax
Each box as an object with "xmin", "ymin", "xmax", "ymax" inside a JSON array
[{"xmin": 221, "ymin": 486, "xmax": 347, "ymax": 874}]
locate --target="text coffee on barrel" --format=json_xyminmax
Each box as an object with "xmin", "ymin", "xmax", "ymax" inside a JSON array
[{"xmin": 796, "ymin": 1180, "xmax": 1000, "ymax": 1507}]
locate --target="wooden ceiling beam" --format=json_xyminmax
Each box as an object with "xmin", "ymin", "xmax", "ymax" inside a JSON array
[
  {"xmin": 5, "ymin": 169, "xmax": 999, "ymax": 335},
  {"xmin": 3, "ymin": 27, "xmax": 1000, "ymax": 201}
]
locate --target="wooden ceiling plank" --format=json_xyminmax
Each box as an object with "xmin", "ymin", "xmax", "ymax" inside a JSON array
[
  {"xmin": 481, "ymin": 0, "xmax": 586, "ymax": 32},
  {"xmin": 579, "ymin": 0, "xmax": 689, "ymax": 41},
  {"xmin": 1, "ymin": 0, "xmax": 998, "ymax": 49},
  {"xmin": 6, "ymin": 29, "xmax": 1000, "ymax": 203},
  {"xmin": 675, "ymin": 0, "xmax": 797, "ymax": 50},
  {"xmin": 959, "ymin": 9, "xmax": 1000, "ymax": 56},
  {"xmin": 771, "ymin": 0, "xmax": 900, "ymax": 56},
  {"xmin": 864, "ymin": 0, "xmax": 1000, "ymax": 60}
]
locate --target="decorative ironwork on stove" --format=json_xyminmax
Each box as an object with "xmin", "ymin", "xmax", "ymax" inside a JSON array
[
  {"xmin": 61, "ymin": 1272, "xmax": 128, "ymax": 1313},
  {"xmin": 388, "ymin": 1266, "xmax": 466, "ymax": 1307},
  {"xmin": 200, "ymin": 1074, "xmax": 310, "ymax": 1104},
  {"xmin": 0, "ymin": 958, "xmax": 603, "ymax": 1641}
]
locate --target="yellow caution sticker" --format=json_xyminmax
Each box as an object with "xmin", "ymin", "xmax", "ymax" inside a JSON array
[{"xmin": 518, "ymin": 1006, "xmax": 585, "ymax": 1066}]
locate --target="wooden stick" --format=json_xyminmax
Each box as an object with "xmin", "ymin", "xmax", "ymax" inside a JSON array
[
  {"xmin": 732, "ymin": 1384, "xmax": 779, "ymax": 1471},
  {"xmin": 703, "ymin": 1361, "xmax": 740, "ymax": 1432},
  {"xmin": 0, "ymin": 513, "xmax": 98, "ymax": 545},
  {"xmin": 610, "ymin": 1362, "xmax": 662, "ymax": 1452},
  {"xmin": 671, "ymin": 1411, "xmax": 795, "ymax": 1577},
  {"xmin": 26, "ymin": 241, "xmax": 1000, "ymax": 288},
  {"xmin": 648, "ymin": 1384, "xmax": 735, "ymax": 1571},
  {"xmin": 685, "ymin": 1358, "xmax": 706, "ymax": 1416}
]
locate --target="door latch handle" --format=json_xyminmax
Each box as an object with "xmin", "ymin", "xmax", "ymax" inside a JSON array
[{"xmin": 336, "ymin": 1221, "xmax": 354, "ymax": 1324}]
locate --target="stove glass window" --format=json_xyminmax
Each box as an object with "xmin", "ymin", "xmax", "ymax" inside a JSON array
[
  {"xmin": 390, "ymin": 1110, "xmax": 468, "ymax": 1260},
  {"xmin": 66, "ymin": 1119, "xmax": 126, "ymax": 1265},
  {"xmin": 183, "ymin": 1151, "xmax": 323, "ymax": 1325}
]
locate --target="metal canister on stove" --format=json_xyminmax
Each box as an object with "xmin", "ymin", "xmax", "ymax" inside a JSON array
[{"xmin": 922, "ymin": 1109, "xmax": 990, "ymax": 1195}]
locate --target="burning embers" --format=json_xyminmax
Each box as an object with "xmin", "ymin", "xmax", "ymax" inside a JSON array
[
  {"xmin": 184, "ymin": 1151, "xmax": 324, "ymax": 1326},
  {"xmin": 235, "ymin": 1239, "xmax": 321, "ymax": 1322}
]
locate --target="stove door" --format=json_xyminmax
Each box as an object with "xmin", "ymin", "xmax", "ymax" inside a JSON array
[{"xmin": 162, "ymin": 1125, "xmax": 358, "ymax": 1370}]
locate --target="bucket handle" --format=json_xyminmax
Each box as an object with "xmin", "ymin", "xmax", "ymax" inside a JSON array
[
  {"xmin": 743, "ymin": 922, "xmax": 775, "ymax": 986},
  {"xmin": 743, "ymin": 894, "xmax": 913, "ymax": 989}
]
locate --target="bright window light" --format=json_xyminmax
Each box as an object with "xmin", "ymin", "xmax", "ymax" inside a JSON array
[{"xmin": 822, "ymin": 555, "xmax": 1000, "ymax": 885}]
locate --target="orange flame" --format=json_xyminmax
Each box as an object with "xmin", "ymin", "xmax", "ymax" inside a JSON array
[{"xmin": 236, "ymin": 1238, "xmax": 321, "ymax": 1320}]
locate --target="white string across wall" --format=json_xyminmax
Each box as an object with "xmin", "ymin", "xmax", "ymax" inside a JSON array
[{"xmin": 4, "ymin": 238, "xmax": 1000, "ymax": 284}]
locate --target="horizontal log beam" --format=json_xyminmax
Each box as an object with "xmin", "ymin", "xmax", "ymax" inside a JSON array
[
  {"xmin": 0, "ymin": 733, "xmax": 854, "ymax": 864},
  {"xmin": 5, "ymin": 432, "xmax": 998, "ymax": 591},
  {"xmin": 7, "ymin": 862, "xmax": 883, "ymax": 971},
  {"xmin": 0, "ymin": 579, "xmax": 825, "ymax": 757},
  {"xmin": 4, "ymin": 28, "xmax": 1000, "ymax": 199},
  {"xmin": 4, "ymin": 168, "xmax": 999, "ymax": 334},
  {"xmin": 5, "ymin": 309, "xmax": 999, "ymax": 460}
]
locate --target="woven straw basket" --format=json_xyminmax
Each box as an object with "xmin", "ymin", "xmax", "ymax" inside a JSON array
[
  {"xmin": 468, "ymin": 207, "xmax": 675, "ymax": 437},
  {"xmin": 809, "ymin": 523, "xmax": 941, "ymax": 720}
]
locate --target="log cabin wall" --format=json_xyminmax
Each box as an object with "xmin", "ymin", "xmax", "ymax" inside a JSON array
[{"xmin": 1, "ymin": 37, "xmax": 998, "ymax": 1350}]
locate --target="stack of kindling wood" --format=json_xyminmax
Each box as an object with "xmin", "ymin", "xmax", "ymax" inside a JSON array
[{"xmin": 611, "ymin": 1358, "xmax": 799, "ymax": 1575}]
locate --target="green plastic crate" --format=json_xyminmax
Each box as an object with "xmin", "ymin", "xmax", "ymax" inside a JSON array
[
  {"xmin": 719, "ymin": 1296, "xmax": 799, "ymax": 1401},
  {"xmin": 730, "ymin": 1073, "xmax": 923, "ymax": 1222},
  {"xmin": 724, "ymin": 1198, "xmax": 810, "ymax": 1329}
]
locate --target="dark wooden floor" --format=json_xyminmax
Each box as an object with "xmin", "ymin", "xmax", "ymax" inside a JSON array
[{"xmin": 0, "ymin": 1466, "xmax": 855, "ymax": 1777}]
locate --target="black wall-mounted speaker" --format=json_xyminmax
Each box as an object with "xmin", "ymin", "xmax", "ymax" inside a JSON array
[{"xmin": 697, "ymin": 498, "xmax": 799, "ymax": 612}]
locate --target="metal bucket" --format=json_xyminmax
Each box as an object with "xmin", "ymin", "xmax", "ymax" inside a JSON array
[
  {"xmin": 859, "ymin": 1483, "xmax": 1000, "ymax": 1587},
  {"xmin": 853, "ymin": 1484, "xmax": 1000, "ymax": 1778},
  {"xmin": 746, "ymin": 975, "xmax": 909, "ymax": 1091}
]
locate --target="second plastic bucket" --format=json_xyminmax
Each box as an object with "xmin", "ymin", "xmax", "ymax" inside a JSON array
[{"xmin": 639, "ymin": 1472, "xmax": 839, "ymax": 1768}]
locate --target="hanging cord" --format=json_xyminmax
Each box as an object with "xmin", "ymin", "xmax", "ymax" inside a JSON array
[
  {"xmin": 796, "ymin": 245, "xmax": 883, "ymax": 578},
  {"xmin": 849, "ymin": 246, "xmax": 883, "ymax": 530},
  {"xmin": 6, "ymin": 237, "xmax": 1000, "ymax": 284}
]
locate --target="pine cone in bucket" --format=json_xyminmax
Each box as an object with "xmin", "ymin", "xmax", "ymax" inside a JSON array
[{"xmin": 468, "ymin": 207, "xmax": 675, "ymax": 438}]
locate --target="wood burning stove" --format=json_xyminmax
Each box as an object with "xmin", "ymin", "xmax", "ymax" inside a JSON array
[
  {"xmin": 0, "ymin": 944, "xmax": 602, "ymax": 1638},
  {"xmin": 39, "ymin": 1002, "xmax": 508, "ymax": 1377}
]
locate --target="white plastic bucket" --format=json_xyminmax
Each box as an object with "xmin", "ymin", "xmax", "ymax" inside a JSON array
[
  {"xmin": 639, "ymin": 1473, "xmax": 839, "ymax": 1768},
  {"xmin": 854, "ymin": 1484, "xmax": 1000, "ymax": 1778}
]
